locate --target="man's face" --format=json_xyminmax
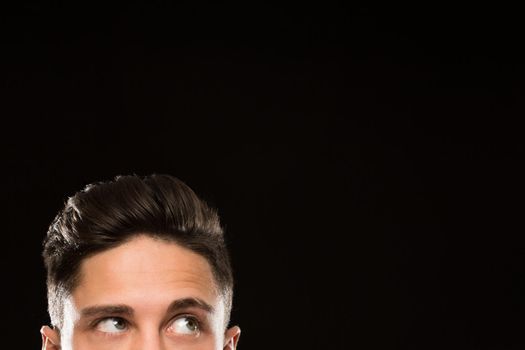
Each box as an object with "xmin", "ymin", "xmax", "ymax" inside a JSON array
[{"xmin": 41, "ymin": 235, "xmax": 240, "ymax": 350}]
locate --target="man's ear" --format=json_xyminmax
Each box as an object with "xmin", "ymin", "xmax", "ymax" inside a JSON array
[
  {"xmin": 223, "ymin": 325, "xmax": 241, "ymax": 350},
  {"xmin": 41, "ymin": 325, "xmax": 60, "ymax": 350}
]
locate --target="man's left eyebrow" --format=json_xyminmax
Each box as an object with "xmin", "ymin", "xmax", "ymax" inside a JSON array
[
  {"xmin": 166, "ymin": 297, "xmax": 215, "ymax": 314},
  {"xmin": 79, "ymin": 304, "xmax": 134, "ymax": 318}
]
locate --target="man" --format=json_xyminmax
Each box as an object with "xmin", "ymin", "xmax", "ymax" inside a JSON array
[{"xmin": 40, "ymin": 174, "xmax": 241, "ymax": 349}]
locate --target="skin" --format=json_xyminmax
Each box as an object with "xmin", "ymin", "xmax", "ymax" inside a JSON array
[{"xmin": 41, "ymin": 235, "xmax": 241, "ymax": 350}]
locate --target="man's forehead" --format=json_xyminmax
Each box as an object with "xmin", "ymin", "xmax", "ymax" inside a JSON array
[
  {"xmin": 72, "ymin": 235, "xmax": 220, "ymax": 307},
  {"xmin": 78, "ymin": 235, "xmax": 214, "ymax": 276}
]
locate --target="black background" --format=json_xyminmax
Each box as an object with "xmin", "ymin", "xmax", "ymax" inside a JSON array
[{"xmin": 2, "ymin": 2, "xmax": 524, "ymax": 349}]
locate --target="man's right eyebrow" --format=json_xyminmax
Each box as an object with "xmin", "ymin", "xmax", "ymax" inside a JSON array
[{"xmin": 80, "ymin": 305, "xmax": 134, "ymax": 318}]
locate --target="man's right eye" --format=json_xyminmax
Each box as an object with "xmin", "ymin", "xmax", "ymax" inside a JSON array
[{"xmin": 95, "ymin": 317, "xmax": 128, "ymax": 334}]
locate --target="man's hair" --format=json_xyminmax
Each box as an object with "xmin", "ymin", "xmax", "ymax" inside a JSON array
[{"xmin": 42, "ymin": 174, "xmax": 233, "ymax": 329}]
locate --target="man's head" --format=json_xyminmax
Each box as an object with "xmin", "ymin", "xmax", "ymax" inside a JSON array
[{"xmin": 41, "ymin": 174, "xmax": 240, "ymax": 349}]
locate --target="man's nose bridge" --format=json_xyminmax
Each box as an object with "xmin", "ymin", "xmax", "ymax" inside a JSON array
[{"xmin": 133, "ymin": 328, "xmax": 167, "ymax": 350}]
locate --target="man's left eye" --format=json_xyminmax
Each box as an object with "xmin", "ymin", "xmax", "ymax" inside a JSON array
[
  {"xmin": 95, "ymin": 317, "xmax": 128, "ymax": 333},
  {"xmin": 167, "ymin": 316, "xmax": 201, "ymax": 336}
]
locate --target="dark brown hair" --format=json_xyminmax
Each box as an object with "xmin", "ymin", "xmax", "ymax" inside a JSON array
[{"xmin": 42, "ymin": 174, "xmax": 233, "ymax": 329}]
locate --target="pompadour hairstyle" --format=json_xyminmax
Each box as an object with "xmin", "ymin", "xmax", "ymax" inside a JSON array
[{"xmin": 42, "ymin": 174, "xmax": 233, "ymax": 329}]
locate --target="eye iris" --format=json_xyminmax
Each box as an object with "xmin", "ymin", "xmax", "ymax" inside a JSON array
[
  {"xmin": 112, "ymin": 319, "xmax": 126, "ymax": 330},
  {"xmin": 185, "ymin": 318, "xmax": 197, "ymax": 332}
]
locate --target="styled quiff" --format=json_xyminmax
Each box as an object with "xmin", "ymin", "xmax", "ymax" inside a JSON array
[{"xmin": 42, "ymin": 174, "xmax": 233, "ymax": 329}]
